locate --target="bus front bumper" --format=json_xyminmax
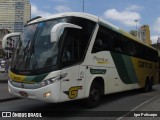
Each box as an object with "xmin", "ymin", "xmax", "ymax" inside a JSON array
[{"xmin": 8, "ymin": 81, "xmax": 61, "ymax": 103}]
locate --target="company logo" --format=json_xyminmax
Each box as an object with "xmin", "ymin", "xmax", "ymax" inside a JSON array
[
  {"xmin": 1, "ymin": 112, "xmax": 42, "ymax": 118},
  {"xmin": 63, "ymin": 86, "xmax": 82, "ymax": 99},
  {"xmin": 93, "ymin": 56, "xmax": 109, "ymax": 64},
  {"xmin": 2, "ymin": 112, "xmax": 11, "ymax": 117},
  {"xmin": 138, "ymin": 61, "xmax": 152, "ymax": 69}
]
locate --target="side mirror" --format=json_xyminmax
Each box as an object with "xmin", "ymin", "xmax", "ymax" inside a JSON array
[
  {"xmin": 51, "ymin": 23, "xmax": 82, "ymax": 42},
  {"xmin": 2, "ymin": 32, "xmax": 21, "ymax": 52}
]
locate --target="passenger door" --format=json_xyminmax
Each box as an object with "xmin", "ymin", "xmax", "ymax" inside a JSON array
[
  {"xmin": 60, "ymin": 28, "xmax": 83, "ymax": 101},
  {"xmin": 60, "ymin": 65, "xmax": 80, "ymax": 101}
]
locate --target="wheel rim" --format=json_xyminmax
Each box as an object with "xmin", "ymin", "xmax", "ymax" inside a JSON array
[{"xmin": 90, "ymin": 88, "xmax": 99, "ymax": 102}]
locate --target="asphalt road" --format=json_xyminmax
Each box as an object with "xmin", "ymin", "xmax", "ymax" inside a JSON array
[
  {"xmin": 0, "ymin": 83, "xmax": 159, "ymax": 120},
  {"xmin": 0, "ymin": 72, "xmax": 8, "ymax": 81}
]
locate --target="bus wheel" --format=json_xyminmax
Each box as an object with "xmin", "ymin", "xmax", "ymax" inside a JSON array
[
  {"xmin": 144, "ymin": 78, "xmax": 152, "ymax": 92},
  {"xmin": 144, "ymin": 80, "xmax": 149, "ymax": 92},
  {"xmin": 84, "ymin": 82, "xmax": 101, "ymax": 108},
  {"xmin": 149, "ymin": 77, "xmax": 153, "ymax": 91}
]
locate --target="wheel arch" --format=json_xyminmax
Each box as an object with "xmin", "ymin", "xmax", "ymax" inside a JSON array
[{"xmin": 85, "ymin": 76, "xmax": 105, "ymax": 98}]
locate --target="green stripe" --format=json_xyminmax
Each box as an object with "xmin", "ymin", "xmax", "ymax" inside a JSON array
[
  {"xmin": 24, "ymin": 73, "xmax": 49, "ymax": 83},
  {"xmin": 34, "ymin": 73, "xmax": 49, "ymax": 82},
  {"xmin": 122, "ymin": 55, "xmax": 139, "ymax": 83},
  {"xmin": 111, "ymin": 52, "xmax": 139, "ymax": 84}
]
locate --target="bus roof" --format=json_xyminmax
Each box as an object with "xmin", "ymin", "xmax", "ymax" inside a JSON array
[
  {"xmin": 27, "ymin": 12, "xmax": 99, "ymax": 24},
  {"xmin": 28, "ymin": 12, "xmax": 157, "ymax": 51}
]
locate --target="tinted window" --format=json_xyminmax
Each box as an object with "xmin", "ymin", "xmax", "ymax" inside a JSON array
[
  {"xmin": 92, "ymin": 26, "xmax": 113, "ymax": 53},
  {"xmin": 92, "ymin": 25, "xmax": 158, "ymax": 62},
  {"xmin": 62, "ymin": 28, "xmax": 80, "ymax": 64},
  {"xmin": 61, "ymin": 17, "xmax": 96, "ymax": 67}
]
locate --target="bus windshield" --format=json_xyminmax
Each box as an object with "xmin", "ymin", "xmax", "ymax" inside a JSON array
[
  {"xmin": 11, "ymin": 18, "xmax": 67, "ymax": 70},
  {"xmin": 11, "ymin": 16, "xmax": 96, "ymax": 73}
]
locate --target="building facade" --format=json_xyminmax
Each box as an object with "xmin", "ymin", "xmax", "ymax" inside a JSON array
[
  {"xmin": 0, "ymin": 0, "xmax": 31, "ymax": 32},
  {"xmin": 137, "ymin": 25, "xmax": 151, "ymax": 45},
  {"xmin": 0, "ymin": 29, "xmax": 10, "ymax": 49},
  {"xmin": 0, "ymin": 29, "xmax": 10, "ymax": 57}
]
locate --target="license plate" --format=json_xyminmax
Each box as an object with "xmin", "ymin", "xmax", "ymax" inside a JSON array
[{"xmin": 19, "ymin": 91, "xmax": 28, "ymax": 97}]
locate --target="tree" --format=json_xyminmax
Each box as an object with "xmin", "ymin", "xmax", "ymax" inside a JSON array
[{"xmin": 129, "ymin": 30, "xmax": 137, "ymax": 37}]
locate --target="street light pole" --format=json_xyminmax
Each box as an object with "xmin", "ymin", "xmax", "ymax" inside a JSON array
[
  {"xmin": 135, "ymin": 19, "xmax": 138, "ymax": 37},
  {"xmin": 82, "ymin": 0, "xmax": 84, "ymax": 13}
]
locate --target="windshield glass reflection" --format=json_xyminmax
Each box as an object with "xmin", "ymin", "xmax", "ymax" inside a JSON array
[{"xmin": 12, "ymin": 18, "xmax": 67, "ymax": 70}]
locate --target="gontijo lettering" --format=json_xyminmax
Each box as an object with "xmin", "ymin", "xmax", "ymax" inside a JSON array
[{"xmin": 138, "ymin": 61, "xmax": 152, "ymax": 69}]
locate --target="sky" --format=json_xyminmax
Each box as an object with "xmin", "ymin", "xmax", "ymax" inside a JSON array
[{"xmin": 30, "ymin": 0, "xmax": 160, "ymax": 44}]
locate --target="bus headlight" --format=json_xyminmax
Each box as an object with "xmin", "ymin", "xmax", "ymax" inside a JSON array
[{"xmin": 39, "ymin": 76, "xmax": 61, "ymax": 87}]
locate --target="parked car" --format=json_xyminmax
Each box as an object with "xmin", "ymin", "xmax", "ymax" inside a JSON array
[
  {"xmin": 0, "ymin": 65, "xmax": 5, "ymax": 73},
  {"xmin": 0, "ymin": 59, "xmax": 5, "ymax": 73}
]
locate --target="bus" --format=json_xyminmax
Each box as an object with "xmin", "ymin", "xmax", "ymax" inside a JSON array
[{"xmin": 3, "ymin": 12, "xmax": 159, "ymax": 107}]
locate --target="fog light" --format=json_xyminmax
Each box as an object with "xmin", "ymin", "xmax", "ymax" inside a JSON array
[
  {"xmin": 44, "ymin": 92, "xmax": 51, "ymax": 98},
  {"xmin": 8, "ymin": 88, "xmax": 11, "ymax": 93}
]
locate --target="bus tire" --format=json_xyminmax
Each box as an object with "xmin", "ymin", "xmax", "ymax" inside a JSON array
[
  {"xmin": 149, "ymin": 77, "xmax": 153, "ymax": 91},
  {"xmin": 144, "ymin": 80, "xmax": 149, "ymax": 92},
  {"xmin": 144, "ymin": 78, "xmax": 152, "ymax": 92},
  {"xmin": 84, "ymin": 82, "xmax": 101, "ymax": 108}
]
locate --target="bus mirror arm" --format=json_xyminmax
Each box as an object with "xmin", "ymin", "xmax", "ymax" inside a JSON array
[
  {"xmin": 50, "ymin": 23, "xmax": 82, "ymax": 42},
  {"xmin": 2, "ymin": 32, "xmax": 21, "ymax": 53}
]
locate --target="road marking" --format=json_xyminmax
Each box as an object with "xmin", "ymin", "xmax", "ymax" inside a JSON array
[{"xmin": 117, "ymin": 94, "xmax": 160, "ymax": 120}]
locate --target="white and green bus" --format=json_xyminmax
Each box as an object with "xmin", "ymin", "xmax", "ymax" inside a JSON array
[{"xmin": 3, "ymin": 12, "xmax": 159, "ymax": 107}]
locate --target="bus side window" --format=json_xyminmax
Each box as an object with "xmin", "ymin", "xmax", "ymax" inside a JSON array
[
  {"xmin": 61, "ymin": 28, "xmax": 80, "ymax": 67},
  {"xmin": 62, "ymin": 37, "xmax": 79, "ymax": 62},
  {"xmin": 62, "ymin": 45, "xmax": 71, "ymax": 62},
  {"xmin": 113, "ymin": 37, "xmax": 122, "ymax": 53},
  {"xmin": 114, "ymin": 39, "xmax": 122, "ymax": 53},
  {"xmin": 92, "ymin": 25, "xmax": 111, "ymax": 53},
  {"xmin": 92, "ymin": 39, "xmax": 103, "ymax": 53}
]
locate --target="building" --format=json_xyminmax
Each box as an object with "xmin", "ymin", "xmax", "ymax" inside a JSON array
[
  {"xmin": 137, "ymin": 25, "xmax": 152, "ymax": 45},
  {"xmin": 0, "ymin": 29, "xmax": 10, "ymax": 49},
  {"xmin": 0, "ymin": 29, "xmax": 10, "ymax": 57},
  {"xmin": 0, "ymin": 29, "xmax": 21, "ymax": 58},
  {"xmin": 0, "ymin": 0, "xmax": 31, "ymax": 32}
]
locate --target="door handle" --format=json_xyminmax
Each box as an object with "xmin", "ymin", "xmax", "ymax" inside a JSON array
[
  {"xmin": 63, "ymin": 79, "xmax": 69, "ymax": 81},
  {"xmin": 77, "ymin": 79, "xmax": 82, "ymax": 81}
]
